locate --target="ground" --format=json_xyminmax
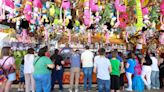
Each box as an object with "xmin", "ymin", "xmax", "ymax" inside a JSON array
[{"xmin": 11, "ymin": 85, "xmax": 164, "ymax": 92}]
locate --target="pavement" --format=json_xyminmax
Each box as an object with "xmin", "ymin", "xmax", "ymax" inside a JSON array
[{"xmin": 10, "ymin": 85, "xmax": 164, "ymax": 92}]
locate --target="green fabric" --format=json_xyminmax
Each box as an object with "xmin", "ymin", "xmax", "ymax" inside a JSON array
[
  {"xmin": 33, "ymin": 56, "xmax": 53, "ymax": 75},
  {"xmin": 110, "ymin": 58, "xmax": 120, "ymax": 76}
]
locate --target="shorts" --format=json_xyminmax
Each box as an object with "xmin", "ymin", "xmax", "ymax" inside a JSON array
[
  {"xmin": 7, "ymin": 73, "xmax": 16, "ymax": 82},
  {"xmin": 120, "ymin": 73, "xmax": 125, "ymax": 86},
  {"xmin": 19, "ymin": 77, "xmax": 25, "ymax": 83},
  {"xmin": 111, "ymin": 75, "xmax": 120, "ymax": 90}
]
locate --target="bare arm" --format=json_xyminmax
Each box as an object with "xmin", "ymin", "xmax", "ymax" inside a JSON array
[
  {"xmin": 109, "ymin": 65, "xmax": 112, "ymax": 73},
  {"xmin": 47, "ymin": 64, "xmax": 55, "ymax": 69},
  {"xmin": 93, "ymin": 67, "xmax": 97, "ymax": 73}
]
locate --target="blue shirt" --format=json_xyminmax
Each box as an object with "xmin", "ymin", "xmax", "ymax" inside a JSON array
[
  {"xmin": 70, "ymin": 53, "xmax": 81, "ymax": 68},
  {"xmin": 126, "ymin": 59, "xmax": 137, "ymax": 74},
  {"xmin": 108, "ymin": 54, "xmax": 123, "ymax": 62}
]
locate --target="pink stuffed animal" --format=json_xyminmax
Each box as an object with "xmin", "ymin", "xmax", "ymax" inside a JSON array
[
  {"xmin": 90, "ymin": 0, "xmax": 98, "ymax": 12},
  {"xmin": 160, "ymin": 0, "xmax": 164, "ymax": 15},
  {"xmin": 119, "ymin": 13, "xmax": 128, "ymax": 28},
  {"xmin": 33, "ymin": 0, "xmax": 42, "ymax": 9},
  {"xmin": 115, "ymin": 0, "xmax": 126, "ymax": 12},
  {"xmin": 159, "ymin": 32, "xmax": 164, "ymax": 44},
  {"xmin": 141, "ymin": 0, "xmax": 149, "ymax": 16},
  {"xmin": 83, "ymin": 0, "xmax": 91, "ymax": 26},
  {"xmin": 61, "ymin": 0, "xmax": 70, "ymax": 10},
  {"xmin": 24, "ymin": 0, "xmax": 32, "ymax": 21}
]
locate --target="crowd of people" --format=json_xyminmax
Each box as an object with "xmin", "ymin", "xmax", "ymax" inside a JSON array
[{"xmin": 0, "ymin": 45, "xmax": 164, "ymax": 92}]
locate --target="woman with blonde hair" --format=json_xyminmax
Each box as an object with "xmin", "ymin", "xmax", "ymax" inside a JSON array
[{"xmin": 0, "ymin": 46, "xmax": 16, "ymax": 92}]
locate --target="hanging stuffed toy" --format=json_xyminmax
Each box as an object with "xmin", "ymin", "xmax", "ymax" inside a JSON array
[
  {"xmin": 0, "ymin": 0, "xmax": 5, "ymax": 20},
  {"xmin": 90, "ymin": 0, "xmax": 99, "ymax": 12},
  {"xmin": 41, "ymin": 4, "xmax": 49, "ymax": 23},
  {"xmin": 119, "ymin": 13, "xmax": 128, "ymax": 28},
  {"xmin": 114, "ymin": 0, "xmax": 126, "ymax": 28},
  {"xmin": 94, "ymin": 12, "xmax": 101, "ymax": 25},
  {"xmin": 159, "ymin": 31, "xmax": 164, "ymax": 45},
  {"xmin": 60, "ymin": 0, "xmax": 71, "ymax": 26},
  {"xmin": 5, "ymin": 0, "xmax": 15, "ymax": 22},
  {"xmin": 33, "ymin": 0, "xmax": 42, "ymax": 24},
  {"xmin": 83, "ymin": 0, "xmax": 91, "ymax": 27},
  {"xmin": 88, "ymin": 30, "xmax": 92, "ymax": 44},
  {"xmin": 160, "ymin": 0, "xmax": 164, "ymax": 30},
  {"xmin": 23, "ymin": 0, "xmax": 32, "ymax": 21},
  {"xmin": 135, "ymin": 0, "xmax": 145, "ymax": 31}
]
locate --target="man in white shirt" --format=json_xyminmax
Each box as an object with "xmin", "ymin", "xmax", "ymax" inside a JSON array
[
  {"xmin": 81, "ymin": 46, "xmax": 94, "ymax": 92},
  {"xmin": 94, "ymin": 48, "xmax": 112, "ymax": 92}
]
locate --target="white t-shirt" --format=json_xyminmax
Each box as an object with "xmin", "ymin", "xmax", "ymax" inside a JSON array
[
  {"xmin": 94, "ymin": 56, "xmax": 111, "ymax": 80},
  {"xmin": 24, "ymin": 54, "xmax": 35, "ymax": 73},
  {"xmin": 151, "ymin": 57, "xmax": 159, "ymax": 71},
  {"xmin": 81, "ymin": 50, "xmax": 94, "ymax": 67}
]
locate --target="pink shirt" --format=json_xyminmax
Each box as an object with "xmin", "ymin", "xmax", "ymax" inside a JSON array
[{"xmin": 0, "ymin": 56, "xmax": 15, "ymax": 69}]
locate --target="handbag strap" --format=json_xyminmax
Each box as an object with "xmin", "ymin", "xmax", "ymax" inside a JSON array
[
  {"xmin": 34, "ymin": 57, "xmax": 42, "ymax": 66},
  {"xmin": 0, "ymin": 56, "xmax": 10, "ymax": 68}
]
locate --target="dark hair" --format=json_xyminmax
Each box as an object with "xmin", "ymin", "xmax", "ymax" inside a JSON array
[
  {"xmin": 145, "ymin": 52, "xmax": 152, "ymax": 65},
  {"xmin": 98, "ymin": 48, "xmax": 106, "ymax": 55},
  {"xmin": 54, "ymin": 49, "xmax": 59, "ymax": 54},
  {"xmin": 127, "ymin": 52, "xmax": 135, "ymax": 59},
  {"xmin": 27, "ymin": 48, "xmax": 34, "ymax": 54},
  {"xmin": 151, "ymin": 53, "xmax": 156, "ymax": 57},
  {"xmin": 1, "ymin": 46, "xmax": 11, "ymax": 58},
  {"xmin": 85, "ymin": 45, "xmax": 90, "ymax": 49},
  {"xmin": 38, "ymin": 47, "xmax": 47, "ymax": 56}
]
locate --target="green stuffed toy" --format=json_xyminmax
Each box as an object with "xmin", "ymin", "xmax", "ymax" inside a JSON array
[{"xmin": 135, "ymin": 0, "xmax": 145, "ymax": 31}]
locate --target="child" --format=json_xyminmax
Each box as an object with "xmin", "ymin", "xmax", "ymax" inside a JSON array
[
  {"xmin": 18, "ymin": 59, "xmax": 25, "ymax": 92},
  {"xmin": 110, "ymin": 51, "xmax": 121, "ymax": 92},
  {"xmin": 132, "ymin": 54, "xmax": 144, "ymax": 92}
]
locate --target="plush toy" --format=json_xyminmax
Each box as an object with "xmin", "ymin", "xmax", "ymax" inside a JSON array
[
  {"xmin": 30, "ymin": 24, "xmax": 36, "ymax": 33},
  {"xmin": 119, "ymin": 13, "xmax": 128, "ymax": 28},
  {"xmin": 23, "ymin": 0, "xmax": 32, "ymax": 21},
  {"xmin": 83, "ymin": 0, "xmax": 91, "ymax": 26},
  {"xmin": 0, "ymin": 0, "xmax": 5, "ymax": 20},
  {"xmin": 41, "ymin": 4, "xmax": 49, "ymax": 23},
  {"xmin": 49, "ymin": 3, "xmax": 55, "ymax": 17},
  {"xmin": 5, "ymin": 0, "xmax": 15, "ymax": 22},
  {"xmin": 33, "ymin": 0, "xmax": 42, "ymax": 9},
  {"xmin": 135, "ymin": 0, "xmax": 145, "ymax": 31},
  {"xmin": 88, "ymin": 30, "xmax": 92, "ymax": 44},
  {"xmin": 94, "ymin": 12, "xmax": 101, "ymax": 24},
  {"xmin": 90, "ymin": 0, "xmax": 99, "ymax": 12},
  {"xmin": 60, "ymin": 0, "xmax": 71, "ymax": 26},
  {"xmin": 115, "ymin": 0, "xmax": 126, "ymax": 12},
  {"xmin": 159, "ymin": 32, "xmax": 164, "ymax": 45},
  {"xmin": 160, "ymin": 15, "xmax": 164, "ymax": 30},
  {"xmin": 160, "ymin": 0, "xmax": 164, "ymax": 15}
]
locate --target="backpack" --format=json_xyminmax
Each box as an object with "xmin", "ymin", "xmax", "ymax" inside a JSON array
[{"xmin": 0, "ymin": 57, "xmax": 10, "ymax": 82}]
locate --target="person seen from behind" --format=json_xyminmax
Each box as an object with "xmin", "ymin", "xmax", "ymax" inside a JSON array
[
  {"xmin": 33, "ymin": 47, "xmax": 54, "ymax": 92},
  {"xmin": 94, "ymin": 48, "xmax": 112, "ymax": 92}
]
